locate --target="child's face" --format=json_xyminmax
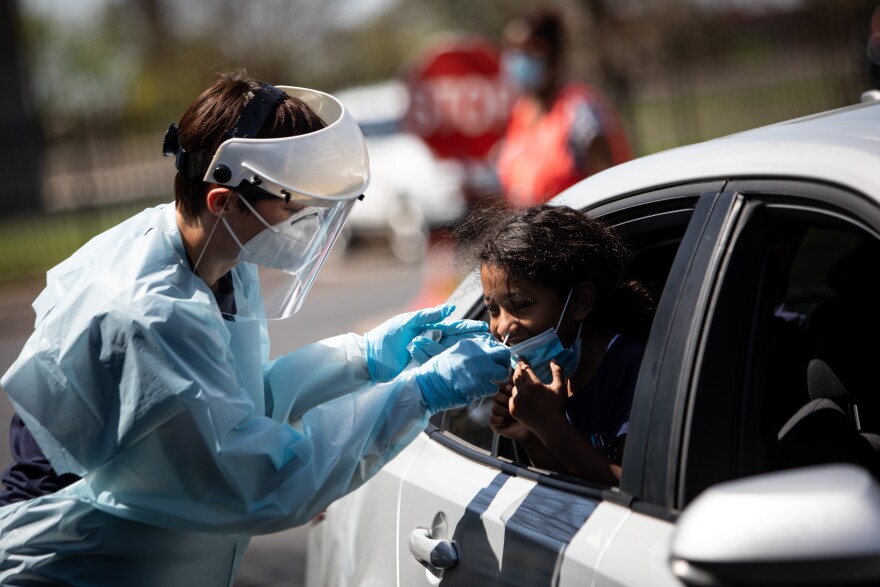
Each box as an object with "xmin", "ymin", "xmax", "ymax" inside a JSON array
[{"xmin": 480, "ymin": 263, "xmax": 569, "ymax": 346}]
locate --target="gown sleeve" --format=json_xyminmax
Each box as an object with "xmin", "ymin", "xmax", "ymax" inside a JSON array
[
  {"xmin": 3, "ymin": 288, "xmax": 430, "ymax": 535},
  {"xmin": 265, "ymin": 332, "xmax": 372, "ymax": 423}
]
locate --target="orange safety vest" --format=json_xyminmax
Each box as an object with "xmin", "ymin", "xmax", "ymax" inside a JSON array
[{"xmin": 496, "ymin": 83, "xmax": 631, "ymax": 207}]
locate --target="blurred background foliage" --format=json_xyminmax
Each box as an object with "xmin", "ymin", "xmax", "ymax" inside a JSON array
[{"xmin": 1, "ymin": 0, "xmax": 879, "ymax": 281}]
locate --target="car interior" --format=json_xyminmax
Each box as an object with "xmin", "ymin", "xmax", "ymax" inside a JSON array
[
  {"xmin": 683, "ymin": 203, "xmax": 880, "ymax": 505},
  {"xmin": 771, "ymin": 232, "xmax": 880, "ymax": 478}
]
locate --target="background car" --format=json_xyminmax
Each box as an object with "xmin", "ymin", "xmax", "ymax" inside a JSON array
[
  {"xmin": 334, "ymin": 80, "xmax": 468, "ymax": 263},
  {"xmin": 305, "ymin": 96, "xmax": 880, "ymax": 587}
]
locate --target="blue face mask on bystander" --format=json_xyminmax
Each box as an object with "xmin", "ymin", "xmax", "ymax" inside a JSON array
[
  {"xmin": 508, "ymin": 289, "xmax": 582, "ymax": 384},
  {"xmin": 502, "ymin": 51, "xmax": 546, "ymax": 92}
]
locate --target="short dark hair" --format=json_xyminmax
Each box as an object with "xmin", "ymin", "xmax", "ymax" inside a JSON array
[
  {"xmin": 173, "ymin": 70, "xmax": 327, "ymax": 218},
  {"xmin": 515, "ymin": 9, "xmax": 566, "ymax": 62}
]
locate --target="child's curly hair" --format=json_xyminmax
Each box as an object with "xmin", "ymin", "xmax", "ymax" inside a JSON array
[{"xmin": 454, "ymin": 204, "xmax": 655, "ymax": 339}]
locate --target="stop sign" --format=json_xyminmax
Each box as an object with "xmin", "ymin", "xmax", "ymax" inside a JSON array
[{"xmin": 404, "ymin": 35, "xmax": 513, "ymax": 160}]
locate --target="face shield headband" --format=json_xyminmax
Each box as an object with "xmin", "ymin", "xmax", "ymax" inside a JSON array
[
  {"xmin": 163, "ymin": 84, "xmax": 370, "ymax": 204},
  {"xmin": 166, "ymin": 83, "xmax": 370, "ymax": 320}
]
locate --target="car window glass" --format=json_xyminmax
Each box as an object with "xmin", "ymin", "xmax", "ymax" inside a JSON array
[
  {"xmin": 681, "ymin": 201, "xmax": 880, "ymax": 505},
  {"xmin": 438, "ymin": 402, "xmax": 495, "ymax": 453}
]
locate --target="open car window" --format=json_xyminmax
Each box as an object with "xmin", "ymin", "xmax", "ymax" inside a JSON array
[{"xmin": 430, "ymin": 188, "xmax": 705, "ymax": 482}]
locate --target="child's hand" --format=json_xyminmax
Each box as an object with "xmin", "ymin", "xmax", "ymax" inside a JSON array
[
  {"xmin": 508, "ymin": 359, "xmax": 568, "ymax": 440},
  {"xmin": 489, "ymin": 381, "xmax": 535, "ymax": 445}
]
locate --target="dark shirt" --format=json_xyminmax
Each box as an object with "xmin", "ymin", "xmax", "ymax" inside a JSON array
[
  {"xmin": 216, "ymin": 271, "xmax": 237, "ymax": 320},
  {"xmin": 564, "ymin": 334, "xmax": 646, "ymax": 465},
  {"xmin": 0, "ymin": 272, "xmax": 237, "ymax": 506},
  {"xmin": 0, "ymin": 414, "xmax": 81, "ymax": 505}
]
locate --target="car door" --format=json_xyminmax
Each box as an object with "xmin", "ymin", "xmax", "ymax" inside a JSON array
[
  {"xmin": 597, "ymin": 180, "xmax": 880, "ymax": 586},
  {"xmin": 305, "ymin": 431, "xmax": 428, "ymax": 587},
  {"xmin": 394, "ymin": 182, "xmax": 725, "ymax": 587}
]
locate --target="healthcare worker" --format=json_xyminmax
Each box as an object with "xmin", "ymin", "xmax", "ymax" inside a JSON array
[{"xmin": 0, "ymin": 71, "xmax": 510, "ymax": 586}]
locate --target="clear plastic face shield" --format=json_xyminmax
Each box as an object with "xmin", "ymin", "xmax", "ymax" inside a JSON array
[
  {"xmin": 165, "ymin": 85, "xmax": 369, "ymax": 320},
  {"xmin": 220, "ymin": 192, "xmax": 356, "ymax": 319}
]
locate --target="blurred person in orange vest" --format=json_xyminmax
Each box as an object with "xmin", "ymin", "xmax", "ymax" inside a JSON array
[{"xmin": 496, "ymin": 9, "xmax": 632, "ymax": 207}]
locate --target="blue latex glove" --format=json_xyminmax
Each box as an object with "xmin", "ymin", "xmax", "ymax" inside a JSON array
[
  {"xmin": 413, "ymin": 337, "xmax": 512, "ymax": 415},
  {"xmin": 365, "ymin": 304, "xmax": 469, "ymax": 383},
  {"xmin": 410, "ymin": 319, "xmax": 494, "ymax": 365}
]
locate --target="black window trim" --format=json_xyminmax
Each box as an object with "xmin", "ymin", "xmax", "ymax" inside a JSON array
[
  {"xmin": 676, "ymin": 196, "xmax": 772, "ymax": 508},
  {"xmin": 623, "ymin": 189, "xmax": 742, "ymax": 510},
  {"xmin": 424, "ymin": 420, "xmax": 610, "ymax": 501},
  {"xmin": 727, "ymin": 178, "xmax": 880, "ymax": 229}
]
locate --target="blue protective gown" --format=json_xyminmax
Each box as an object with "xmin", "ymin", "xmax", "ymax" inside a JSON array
[{"xmin": 0, "ymin": 204, "xmax": 431, "ymax": 586}]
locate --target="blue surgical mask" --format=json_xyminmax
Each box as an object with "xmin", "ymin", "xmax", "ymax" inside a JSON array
[
  {"xmin": 508, "ymin": 289, "xmax": 582, "ymax": 384},
  {"xmin": 502, "ymin": 51, "xmax": 546, "ymax": 92}
]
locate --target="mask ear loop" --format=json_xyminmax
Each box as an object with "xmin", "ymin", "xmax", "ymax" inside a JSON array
[
  {"xmin": 192, "ymin": 195, "xmax": 230, "ymax": 279},
  {"xmin": 555, "ymin": 288, "xmax": 575, "ymax": 332},
  {"xmin": 555, "ymin": 287, "xmax": 584, "ymax": 345},
  {"xmin": 220, "ymin": 194, "xmax": 254, "ymax": 256},
  {"xmin": 235, "ymin": 193, "xmax": 276, "ymax": 232},
  {"xmin": 572, "ymin": 320, "xmax": 584, "ymax": 343}
]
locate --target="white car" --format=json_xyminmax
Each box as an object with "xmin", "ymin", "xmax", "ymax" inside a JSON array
[
  {"xmin": 335, "ymin": 81, "xmax": 468, "ymax": 263},
  {"xmin": 306, "ymin": 97, "xmax": 880, "ymax": 587}
]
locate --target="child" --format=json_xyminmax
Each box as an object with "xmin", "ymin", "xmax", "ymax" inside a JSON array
[{"xmin": 454, "ymin": 204, "xmax": 653, "ymax": 485}]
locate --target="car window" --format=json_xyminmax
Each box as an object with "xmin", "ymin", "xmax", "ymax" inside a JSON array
[
  {"xmin": 431, "ymin": 194, "xmax": 701, "ymax": 475},
  {"xmin": 434, "ymin": 402, "xmax": 496, "ymax": 453},
  {"xmin": 680, "ymin": 193, "xmax": 880, "ymax": 506}
]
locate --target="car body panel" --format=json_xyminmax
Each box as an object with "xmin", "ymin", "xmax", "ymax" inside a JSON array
[
  {"xmin": 305, "ymin": 432, "xmax": 429, "ymax": 587},
  {"xmin": 589, "ymin": 505, "xmax": 679, "ymax": 587},
  {"xmin": 395, "ymin": 434, "xmax": 503, "ymax": 586},
  {"xmin": 554, "ymin": 103, "xmax": 880, "ymax": 213},
  {"xmin": 395, "ymin": 434, "xmax": 602, "ymax": 587},
  {"xmin": 554, "ymin": 501, "xmax": 629, "ymax": 586}
]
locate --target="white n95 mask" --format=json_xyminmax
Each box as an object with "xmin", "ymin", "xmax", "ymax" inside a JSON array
[
  {"xmin": 508, "ymin": 289, "xmax": 582, "ymax": 384},
  {"xmin": 223, "ymin": 195, "xmax": 324, "ymax": 271}
]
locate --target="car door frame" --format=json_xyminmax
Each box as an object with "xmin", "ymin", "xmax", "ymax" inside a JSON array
[
  {"xmin": 608, "ymin": 184, "xmax": 739, "ymax": 512},
  {"xmin": 433, "ymin": 180, "xmax": 733, "ymax": 510}
]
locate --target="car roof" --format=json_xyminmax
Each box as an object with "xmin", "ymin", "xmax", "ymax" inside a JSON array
[{"xmin": 553, "ymin": 100, "xmax": 880, "ymax": 210}]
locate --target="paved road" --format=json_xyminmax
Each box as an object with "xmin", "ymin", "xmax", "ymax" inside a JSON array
[{"xmin": 0, "ymin": 244, "xmax": 432, "ymax": 586}]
